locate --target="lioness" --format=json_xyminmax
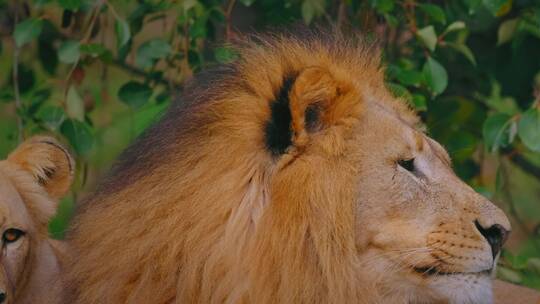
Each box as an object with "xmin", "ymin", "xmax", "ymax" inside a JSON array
[
  {"xmin": 65, "ymin": 31, "xmax": 534, "ymax": 303},
  {"xmin": 0, "ymin": 136, "xmax": 73, "ymax": 303}
]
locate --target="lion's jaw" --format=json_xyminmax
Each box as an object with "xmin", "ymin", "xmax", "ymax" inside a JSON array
[{"xmin": 352, "ymin": 102, "xmax": 510, "ymax": 304}]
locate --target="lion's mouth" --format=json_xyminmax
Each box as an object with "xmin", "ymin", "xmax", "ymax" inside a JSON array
[{"xmin": 413, "ymin": 266, "xmax": 491, "ymax": 277}]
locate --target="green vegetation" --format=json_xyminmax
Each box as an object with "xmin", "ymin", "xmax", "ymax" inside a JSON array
[{"xmin": 0, "ymin": 0, "xmax": 539, "ymax": 289}]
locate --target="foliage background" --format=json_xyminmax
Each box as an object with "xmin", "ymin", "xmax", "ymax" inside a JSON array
[{"xmin": 0, "ymin": 0, "xmax": 539, "ymax": 290}]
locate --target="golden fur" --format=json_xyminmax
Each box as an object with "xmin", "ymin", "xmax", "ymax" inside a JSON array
[
  {"xmin": 0, "ymin": 136, "xmax": 73, "ymax": 304},
  {"xmin": 66, "ymin": 31, "xmax": 516, "ymax": 303}
]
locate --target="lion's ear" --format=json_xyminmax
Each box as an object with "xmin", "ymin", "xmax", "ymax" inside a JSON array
[
  {"xmin": 266, "ymin": 67, "xmax": 355, "ymax": 155},
  {"xmin": 8, "ymin": 136, "xmax": 75, "ymax": 200}
]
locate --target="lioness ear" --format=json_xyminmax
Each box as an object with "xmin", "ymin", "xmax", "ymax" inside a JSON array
[
  {"xmin": 8, "ymin": 136, "xmax": 75, "ymax": 200},
  {"xmin": 266, "ymin": 67, "xmax": 353, "ymax": 155}
]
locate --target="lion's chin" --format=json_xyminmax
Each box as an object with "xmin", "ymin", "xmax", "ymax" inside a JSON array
[{"xmin": 414, "ymin": 271, "xmax": 494, "ymax": 304}]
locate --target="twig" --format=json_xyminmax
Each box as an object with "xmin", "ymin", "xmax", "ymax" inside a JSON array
[
  {"xmin": 336, "ymin": 0, "xmax": 347, "ymax": 30},
  {"xmin": 63, "ymin": 1, "xmax": 104, "ymax": 106},
  {"xmin": 506, "ymin": 153, "xmax": 540, "ymax": 179},
  {"xmin": 111, "ymin": 58, "xmax": 183, "ymax": 89},
  {"xmin": 225, "ymin": 0, "xmax": 236, "ymax": 41},
  {"xmin": 12, "ymin": 3, "xmax": 23, "ymax": 142}
]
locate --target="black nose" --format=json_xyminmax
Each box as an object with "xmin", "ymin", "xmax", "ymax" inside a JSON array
[
  {"xmin": 0, "ymin": 291, "xmax": 6, "ymax": 303},
  {"xmin": 475, "ymin": 220, "xmax": 509, "ymax": 259}
]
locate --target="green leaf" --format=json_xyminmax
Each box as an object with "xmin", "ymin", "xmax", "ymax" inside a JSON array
[
  {"xmin": 447, "ymin": 131, "xmax": 477, "ymax": 161},
  {"xmin": 80, "ymin": 43, "xmax": 107, "ymax": 57},
  {"xmin": 301, "ymin": 0, "xmax": 325, "ymax": 24},
  {"xmin": 370, "ymin": 0, "xmax": 394, "ymax": 13},
  {"xmin": 37, "ymin": 106, "xmax": 66, "ymax": 130},
  {"xmin": 419, "ymin": 4, "xmax": 446, "ymax": 25},
  {"xmin": 58, "ymin": 40, "xmax": 80, "ymax": 64},
  {"xmin": 115, "ymin": 19, "xmax": 131, "ymax": 49},
  {"xmin": 497, "ymin": 18, "xmax": 518, "ymax": 46},
  {"xmin": 527, "ymin": 258, "xmax": 540, "ymax": 274},
  {"xmin": 395, "ymin": 69, "xmax": 423, "ymax": 87},
  {"xmin": 387, "ymin": 83, "xmax": 412, "ymax": 102},
  {"xmin": 482, "ymin": 0, "xmax": 511, "ymax": 16},
  {"xmin": 518, "ymin": 107, "xmax": 540, "ymax": 152},
  {"xmin": 66, "ymin": 86, "xmax": 85, "ymax": 121},
  {"xmin": 58, "ymin": 0, "xmax": 82, "ymax": 11},
  {"xmin": 484, "ymin": 82, "xmax": 520, "ymax": 115},
  {"xmin": 443, "ymin": 21, "xmax": 466, "ymax": 35},
  {"xmin": 239, "ymin": 0, "xmax": 256, "ymax": 6},
  {"xmin": 446, "ymin": 42, "xmax": 477, "ymax": 66},
  {"xmin": 118, "ymin": 81, "xmax": 153, "ymax": 108},
  {"xmin": 483, "ymin": 113, "xmax": 513, "ymax": 153},
  {"xmin": 135, "ymin": 39, "xmax": 171, "ymax": 69},
  {"xmin": 60, "ymin": 119, "xmax": 93, "ymax": 155},
  {"xmin": 416, "ymin": 26, "xmax": 438, "ymax": 52},
  {"xmin": 14, "ymin": 18, "xmax": 43, "ymax": 47},
  {"xmin": 422, "ymin": 57, "xmax": 448, "ymax": 96},
  {"xmin": 412, "ymin": 94, "xmax": 427, "ymax": 111},
  {"xmin": 189, "ymin": 17, "xmax": 207, "ymax": 39},
  {"xmin": 497, "ymin": 266, "xmax": 522, "ymax": 284},
  {"xmin": 214, "ymin": 47, "xmax": 238, "ymax": 64}
]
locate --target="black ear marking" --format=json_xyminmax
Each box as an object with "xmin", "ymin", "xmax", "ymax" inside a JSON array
[
  {"xmin": 265, "ymin": 75, "xmax": 296, "ymax": 155},
  {"xmin": 304, "ymin": 104, "xmax": 321, "ymax": 132}
]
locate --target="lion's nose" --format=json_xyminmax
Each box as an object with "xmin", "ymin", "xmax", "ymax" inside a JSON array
[
  {"xmin": 0, "ymin": 291, "xmax": 6, "ymax": 303},
  {"xmin": 474, "ymin": 220, "xmax": 509, "ymax": 259}
]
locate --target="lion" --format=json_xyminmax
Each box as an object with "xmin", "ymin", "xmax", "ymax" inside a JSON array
[
  {"xmin": 0, "ymin": 136, "xmax": 74, "ymax": 304},
  {"xmin": 64, "ymin": 30, "xmax": 533, "ymax": 304}
]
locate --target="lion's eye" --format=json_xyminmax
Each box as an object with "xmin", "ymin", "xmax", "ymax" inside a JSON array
[
  {"xmin": 3, "ymin": 228, "xmax": 25, "ymax": 244},
  {"xmin": 398, "ymin": 158, "xmax": 415, "ymax": 172}
]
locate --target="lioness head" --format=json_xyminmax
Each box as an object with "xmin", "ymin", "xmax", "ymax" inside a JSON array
[
  {"xmin": 67, "ymin": 31, "xmax": 510, "ymax": 304},
  {"xmin": 0, "ymin": 136, "xmax": 73, "ymax": 303}
]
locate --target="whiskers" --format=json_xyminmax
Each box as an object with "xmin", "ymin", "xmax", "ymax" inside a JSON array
[{"xmin": 357, "ymin": 247, "xmax": 436, "ymax": 276}]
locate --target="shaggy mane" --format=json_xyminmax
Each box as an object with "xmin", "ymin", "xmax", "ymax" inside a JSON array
[{"xmin": 66, "ymin": 29, "xmax": 417, "ymax": 303}]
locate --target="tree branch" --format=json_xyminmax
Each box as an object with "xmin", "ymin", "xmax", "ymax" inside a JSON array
[
  {"xmin": 12, "ymin": 2, "xmax": 23, "ymax": 143},
  {"xmin": 111, "ymin": 58, "xmax": 183, "ymax": 89},
  {"xmin": 507, "ymin": 153, "xmax": 540, "ymax": 179}
]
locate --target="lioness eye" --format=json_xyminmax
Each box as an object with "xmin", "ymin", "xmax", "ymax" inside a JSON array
[
  {"xmin": 3, "ymin": 228, "xmax": 25, "ymax": 244},
  {"xmin": 398, "ymin": 158, "xmax": 415, "ymax": 172}
]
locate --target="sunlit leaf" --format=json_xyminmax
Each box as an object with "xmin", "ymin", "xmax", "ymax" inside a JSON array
[
  {"xmin": 58, "ymin": 40, "xmax": 80, "ymax": 63},
  {"xmin": 417, "ymin": 26, "xmax": 438, "ymax": 52},
  {"xmin": 446, "ymin": 42, "xmax": 477, "ymax": 66},
  {"xmin": 518, "ymin": 107, "xmax": 540, "ymax": 152},
  {"xmin": 497, "ymin": 266, "xmax": 522, "ymax": 284},
  {"xmin": 115, "ymin": 19, "xmax": 131, "ymax": 49},
  {"xmin": 497, "ymin": 18, "xmax": 518, "ymax": 45},
  {"xmin": 66, "ymin": 86, "xmax": 84, "ymax": 121},
  {"xmin": 443, "ymin": 21, "xmax": 466, "ymax": 35}
]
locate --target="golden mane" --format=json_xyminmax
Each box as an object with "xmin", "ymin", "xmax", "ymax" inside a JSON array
[{"xmin": 66, "ymin": 31, "xmax": 419, "ymax": 303}]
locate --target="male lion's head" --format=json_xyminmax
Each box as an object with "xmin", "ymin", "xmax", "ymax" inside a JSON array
[
  {"xmin": 0, "ymin": 136, "xmax": 73, "ymax": 303},
  {"xmin": 67, "ymin": 31, "xmax": 510, "ymax": 304}
]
